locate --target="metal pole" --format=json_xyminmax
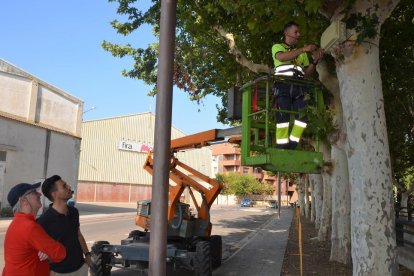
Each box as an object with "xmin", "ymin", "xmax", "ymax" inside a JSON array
[
  {"xmin": 278, "ymin": 172, "xmax": 281, "ymax": 218},
  {"xmin": 149, "ymin": 1, "xmax": 176, "ymax": 275},
  {"xmin": 286, "ymin": 178, "xmax": 289, "ymax": 207}
]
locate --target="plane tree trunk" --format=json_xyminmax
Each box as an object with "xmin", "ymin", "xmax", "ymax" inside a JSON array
[
  {"xmin": 310, "ymin": 173, "xmax": 323, "ymax": 230},
  {"xmin": 305, "ymin": 175, "xmax": 311, "ymax": 219},
  {"xmin": 320, "ymin": 1, "xmax": 400, "ymax": 273},
  {"xmin": 335, "ymin": 18, "xmax": 399, "ymax": 274},
  {"xmin": 310, "ymin": 177, "xmax": 316, "ymax": 222},
  {"xmin": 318, "ymin": 143, "xmax": 332, "ymax": 241},
  {"xmin": 298, "ymin": 175, "xmax": 306, "ymax": 216},
  {"xmin": 318, "ymin": 60, "xmax": 351, "ymax": 263}
]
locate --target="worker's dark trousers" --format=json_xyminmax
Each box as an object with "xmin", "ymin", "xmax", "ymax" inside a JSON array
[{"xmin": 274, "ymin": 83, "xmax": 308, "ymax": 149}]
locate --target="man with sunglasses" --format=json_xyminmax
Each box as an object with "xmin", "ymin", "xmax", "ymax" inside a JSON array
[{"xmin": 3, "ymin": 182, "xmax": 66, "ymax": 276}]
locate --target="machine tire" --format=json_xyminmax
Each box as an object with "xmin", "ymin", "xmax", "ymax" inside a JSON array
[
  {"xmin": 195, "ymin": 241, "xmax": 212, "ymax": 276},
  {"xmin": 210, "ymin": 235, "xmax": 222, "ymax": 269},
  {"xmin": 90, "ymin": 241, "xmax": 112, "ymax": 276}
]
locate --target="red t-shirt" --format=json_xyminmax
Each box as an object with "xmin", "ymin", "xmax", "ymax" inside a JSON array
[{"xmin": 3, "ymin": 212, "xmax": 66, "ymax": 276}]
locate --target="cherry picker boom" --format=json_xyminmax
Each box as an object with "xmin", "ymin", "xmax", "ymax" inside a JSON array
[{"xmin": 89, "ymin": 129, "xmax": 240, "ymax": 276}]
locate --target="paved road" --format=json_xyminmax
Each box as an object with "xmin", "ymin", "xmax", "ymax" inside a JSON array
[{"xmin": 0, "ymin": 203, "xmax": 278, "ymax": 274}]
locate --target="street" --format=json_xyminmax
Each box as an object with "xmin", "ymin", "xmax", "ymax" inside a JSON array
[{"xmin": 0, "ymin": 202, "xmax": 278, "ymax": 274}]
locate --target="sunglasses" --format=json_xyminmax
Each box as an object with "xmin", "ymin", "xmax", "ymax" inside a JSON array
[{"xmin": 23, "ymin": 189, "xmax": 38, "ymax": 197}]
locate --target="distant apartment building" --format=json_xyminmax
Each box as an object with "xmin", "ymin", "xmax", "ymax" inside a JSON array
[{"xmin": 210, "ymin": 143, "xmax": 297, "ymax": 205}]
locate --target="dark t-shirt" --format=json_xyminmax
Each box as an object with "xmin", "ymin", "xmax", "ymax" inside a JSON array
[{"xmin": 37, "ymin": 205, "xmax": 84, "ymax": 273}]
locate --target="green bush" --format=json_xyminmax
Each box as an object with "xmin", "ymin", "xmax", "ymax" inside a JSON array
[{"xmin": 0, "ymin": 207, "xmax": 13, "ymax": 217}]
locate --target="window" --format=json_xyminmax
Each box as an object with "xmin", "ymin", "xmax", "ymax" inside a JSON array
[
  {"xmin": 243, "ymin": 167, "xmax": 249, "ymax": 174},
  {"xmin": 253, "ymin": 167, "xmax": 262, "ymax": 174},
  {"xmin": 0, "ymin": 151, "xmax": 6, "ymax": 161}
]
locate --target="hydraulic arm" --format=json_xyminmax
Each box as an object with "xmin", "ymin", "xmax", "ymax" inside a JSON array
[{"xmin": 137, "ymin": 129, "xmax": 237, "ymax": 237}]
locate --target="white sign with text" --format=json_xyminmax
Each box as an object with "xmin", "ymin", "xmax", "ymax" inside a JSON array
[{"xmin": 118, "ymin": 140, "xmax": 153, "ymax": 153}]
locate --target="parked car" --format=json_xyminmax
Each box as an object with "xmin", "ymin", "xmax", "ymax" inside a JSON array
[
  {"xmin": 240, "ymin": 198, "xmax": 253, "ymax": 207},
  {"xmin": 266, "ymin": 200, "xmax": 278, "ymax": 209}
]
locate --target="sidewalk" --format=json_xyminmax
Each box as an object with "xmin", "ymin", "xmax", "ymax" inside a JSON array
[
  {"xmin": 213, "ymin": 208, "xmax": 293, "ymax": 276},
  {"xmin": 0, "ymin": 202, "xmax": 137, "ymax": 232}
]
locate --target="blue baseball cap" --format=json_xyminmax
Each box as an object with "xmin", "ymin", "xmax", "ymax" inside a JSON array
[{"xmin": 7, "ymin": 182, "xmax": 41, "ymax": 208}]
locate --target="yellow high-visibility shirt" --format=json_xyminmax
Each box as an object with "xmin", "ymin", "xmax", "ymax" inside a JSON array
[{"xmin": 272, "ymin": 43, "xmax": 309, "ymax": 68}]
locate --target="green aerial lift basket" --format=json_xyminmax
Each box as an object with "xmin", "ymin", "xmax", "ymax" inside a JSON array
[{"xmin": 240, "ymin": 75, "xmax": 325, "ymax": 173}]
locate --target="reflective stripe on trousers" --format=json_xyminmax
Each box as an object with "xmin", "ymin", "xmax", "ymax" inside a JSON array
[
  {"xmin": 276, "ymin": 122, "xmax": 289, "ymax": 144},
  {"xmin": 289, "ymin": 120, "xmax": 307, "ymax": 142}
]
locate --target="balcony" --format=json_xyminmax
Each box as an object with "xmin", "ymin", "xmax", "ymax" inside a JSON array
[{"xmin": 220, "ymin": 159, "xmax": 241, "ymax": 166}]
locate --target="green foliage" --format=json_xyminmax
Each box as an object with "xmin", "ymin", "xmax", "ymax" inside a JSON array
[
  {"xmin": 380, "ymin": 0, "xmax": 414, "ymax": 193},
  {"xmin": 301, "ymin": 105, "xmax": 336, "ymax": 144},
  {"xmin": 345, "ymin": 13, "xmax": 380, "ymax": 43},
  {"xmin": 400, "ymin": 167, "xmax": 414, "ymax": 193},
  {"xmin": 215, "ymin": 172, "xmax": 273, "ymax": 197},
  {"xmin": 103, "ymin": 0, "xmax": 328, "ymax": 118},
  {"xmin": 0, "ymin": 207, "xmax": 13, "ymax": 217}
]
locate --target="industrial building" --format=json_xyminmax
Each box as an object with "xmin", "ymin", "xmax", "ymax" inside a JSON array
[
  {"xmin": 77, "ymin": 113, "xmax": 213, "ymax": 203},
  {"xmin": 0, "ymin": 59, "xmax": 83, "ymax": 211}
]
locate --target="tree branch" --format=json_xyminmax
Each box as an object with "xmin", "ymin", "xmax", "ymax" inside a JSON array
[
  {"xmin": 319, "ymin": 0, "xmax": 345, "ymax": 20},
  {"xmin": 213, "ymin": 25, "xmax": 272, "ymax": 74},
  {"xmin": 376, "ymin": 0, "xmax": 400, "ymax": 23}
]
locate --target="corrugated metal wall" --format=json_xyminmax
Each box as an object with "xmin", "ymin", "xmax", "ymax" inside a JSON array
[{"xmin": 78, "ymin": 113, "xmax": 213, "ymax": 202}]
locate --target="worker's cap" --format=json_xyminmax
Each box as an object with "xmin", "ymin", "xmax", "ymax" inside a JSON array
[{"xmin": 7, "ymin": 182, "xmax": 41, "ymax": 208}]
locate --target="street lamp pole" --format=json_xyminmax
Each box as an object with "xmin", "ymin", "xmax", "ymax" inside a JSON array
[{"xmin": 149, "ymin": 1, "xmax": 177, "ymax": 275}]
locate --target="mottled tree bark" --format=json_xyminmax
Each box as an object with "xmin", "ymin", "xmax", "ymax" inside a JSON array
[
  {"xmin": 305, "ymin": 175, "xmax": 311, "ymax": 219},
  {"xmin": 310, "ymin": 173, "xmax": 323, "ymax": 230},
  {"xmin": 310, "ymin": 178, "xmax": 316, "ymax": 222},
  {"xmin": 318, "ymin": 60, "xmax": 352, "ymax": 263},
  {"xmin": 337, "ymin": 37, "xmax": 398, "ymax": 276},
  {"xmin": 318, "ymin": 143, "xmax": 332, "ymax": 241},
  {"xmin": 297, "ymin": 175, "xmax": 306, "ymax": 216},
  {"xmin": 330, "ymin": 137, "xmax": 351, "ymax": 263}
]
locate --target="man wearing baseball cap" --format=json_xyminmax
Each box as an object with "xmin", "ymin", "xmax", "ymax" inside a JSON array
[{"xmin": 3, "ymin": 182, "xmax": 66, "ymax": 276}]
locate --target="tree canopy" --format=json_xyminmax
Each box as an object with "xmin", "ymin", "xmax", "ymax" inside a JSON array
[
  {"xmin": 380, "ymin": 0, "xmax": 414, "ymax": 195},
  {"xmin": 216, "ymin": 172, "xmax": 274, "ymax": 197},
  {"xmin": 103, "ymin": 0, "xmax": 414, "ymax": 197},
  {"xmin": 103, "ymin": 0, "xmax": 328, "ymax": 122}
]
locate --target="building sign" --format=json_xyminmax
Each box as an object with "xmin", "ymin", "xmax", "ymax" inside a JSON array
[{"xmin": 118, "ymin": 140, "xmax": 153, "ymax": 153}]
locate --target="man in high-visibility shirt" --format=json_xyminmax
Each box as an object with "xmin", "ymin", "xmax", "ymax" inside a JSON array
[{"xmin": 272, "ymin": 21, "xmax": 323, "ymax": 149}]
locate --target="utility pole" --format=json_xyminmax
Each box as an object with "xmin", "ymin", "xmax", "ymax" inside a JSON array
[{"xmin": 149, "ymin": 1, "xmax": 177, "ymax": 275}]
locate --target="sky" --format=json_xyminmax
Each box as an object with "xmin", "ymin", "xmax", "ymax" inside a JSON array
[{"xmin": 0, "ymin": 0, "xmax": 227, "ymax": 135}]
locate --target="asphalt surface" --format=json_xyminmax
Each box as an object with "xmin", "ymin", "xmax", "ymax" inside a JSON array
[
  {"xmin": 0, "ymin": 203, "xmax": 293, "ymax": 276},
  {"xmin": 213, "ymin": 208, "xmax": 293, "ymax": 276}
]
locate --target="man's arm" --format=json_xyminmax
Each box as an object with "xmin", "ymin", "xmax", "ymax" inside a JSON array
[
  {"xmin": 29, "ymin": 224, "xmax": 66, "ymax": 263},
  {"xmin": 304, "ymin": 48, "xmax": 324, "ymax": 76},
  {"xmin": 276, "ymin": 44, "xmax": 318, "ymax": 62},
  {"xmin": 78, "ymin": 228, "xmax": 91, "ymax": 266}
]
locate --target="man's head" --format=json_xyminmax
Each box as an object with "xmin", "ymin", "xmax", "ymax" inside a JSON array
[
  {"xmin": 7, "ymin": 182, "xmax": 42, "ymax": 213},
  {"xmin": 283, "ymin": 21, "xmax": 300, "ymax": 46},
  {"xmin": 42, "ymin": 175, "xmax": 73, "ymax": 202}
]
